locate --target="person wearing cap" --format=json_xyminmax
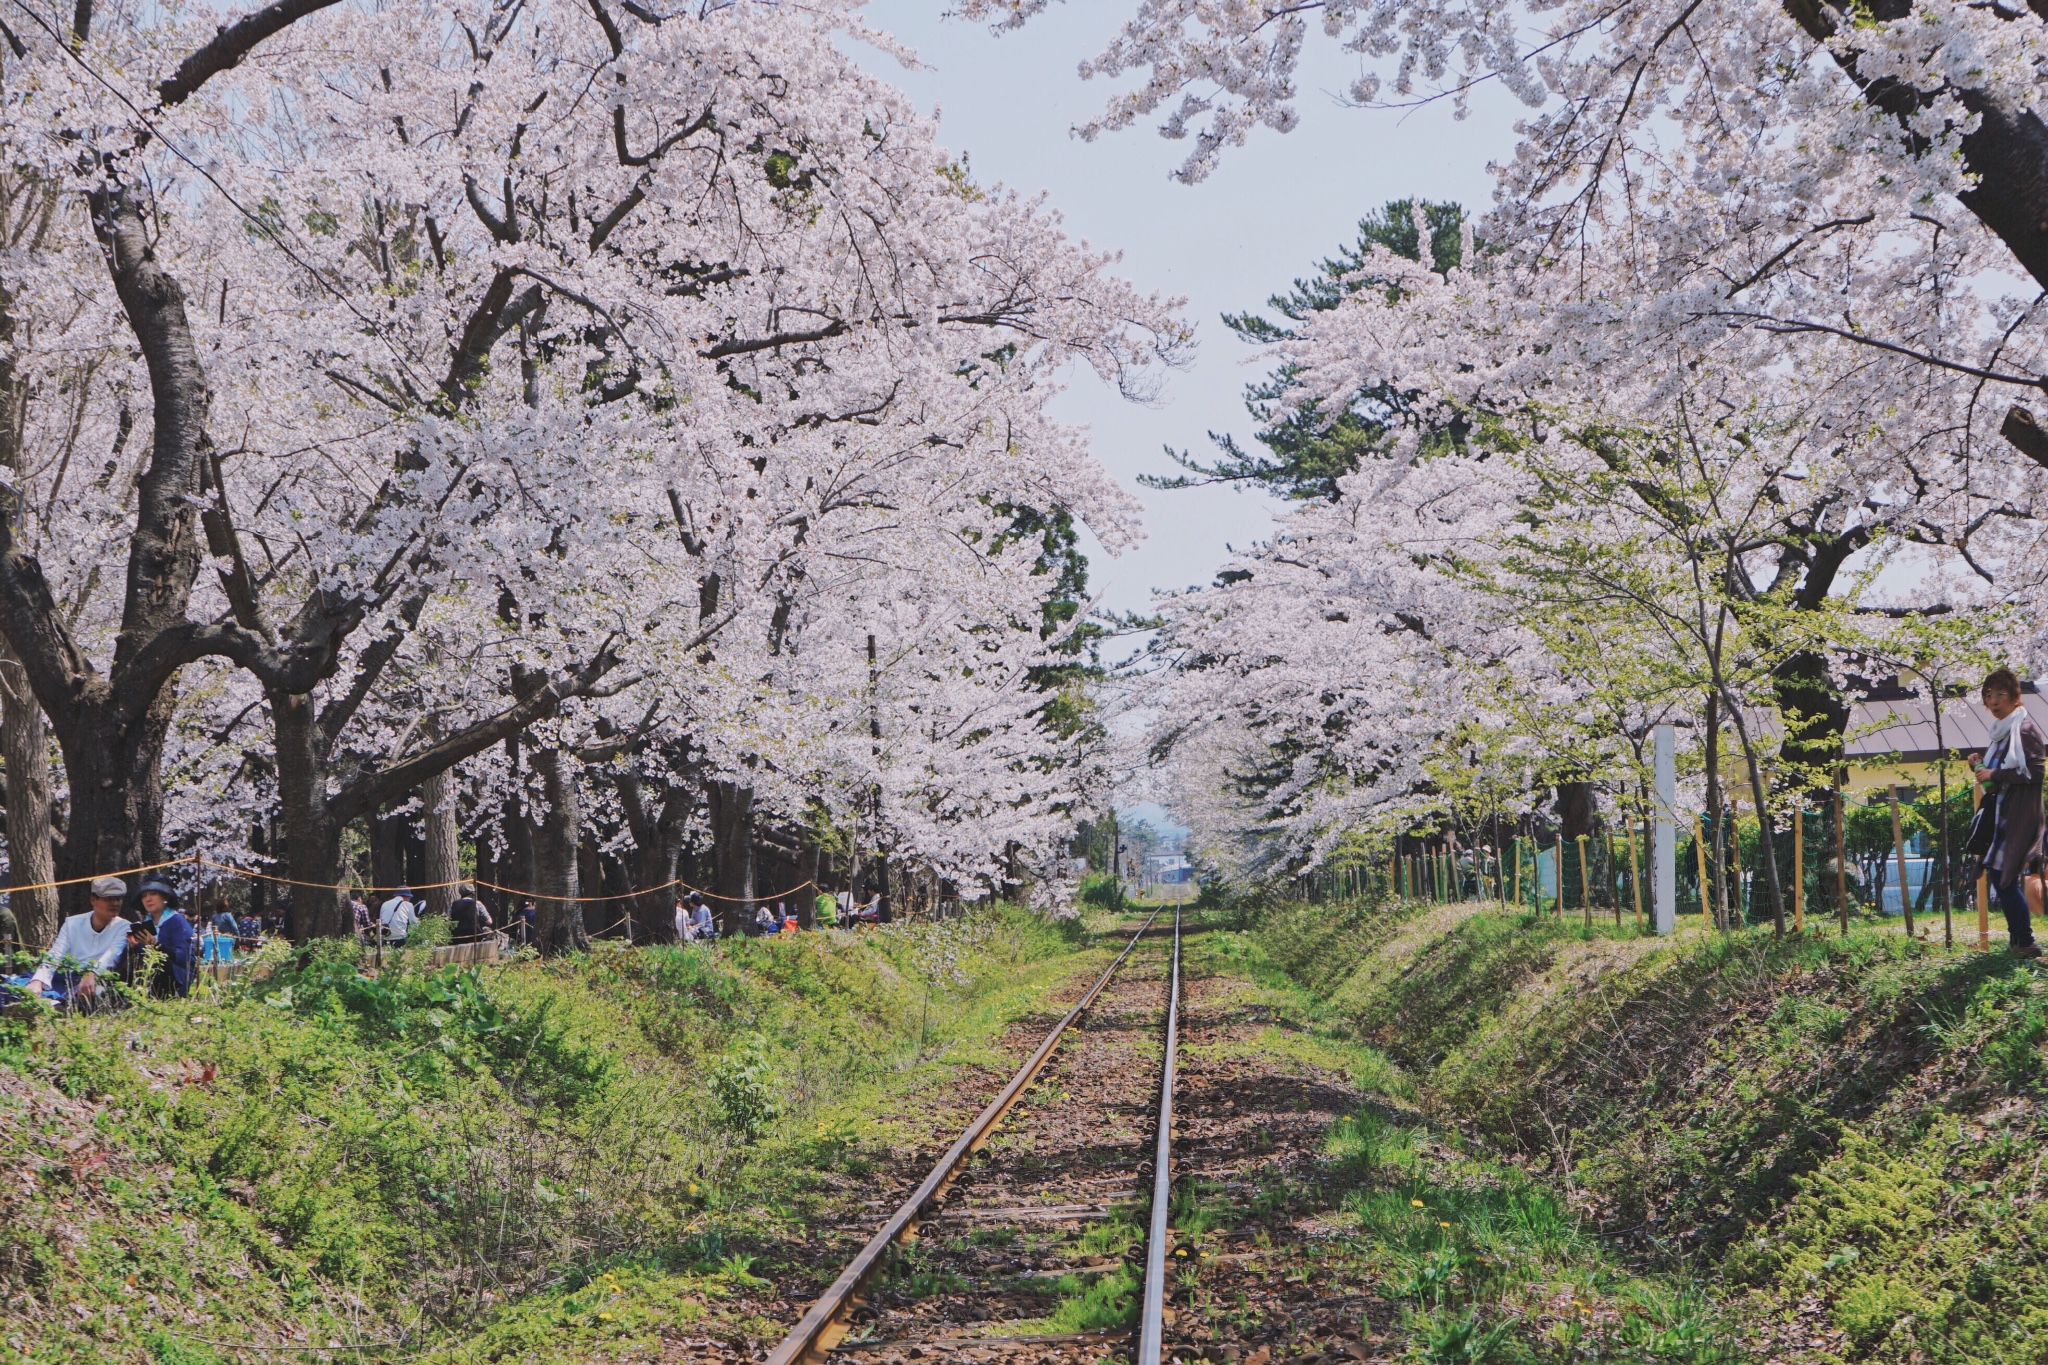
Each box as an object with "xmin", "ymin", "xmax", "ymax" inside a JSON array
[
  {"xmin": 139, "ymin": 875, "xmax": 195, "ymax": 999},
  {"xmin": 689, "ymin": 894, "xmax": 714, "ymax": 942},
  {"xmin": 19, "ymin": 876, "xmax": 133, "ymax": 1005},
  {"xmin": 379, "ymin": 885, "xmax": 419, "ymax": 944}
]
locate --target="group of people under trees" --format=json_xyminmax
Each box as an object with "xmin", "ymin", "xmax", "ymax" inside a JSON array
[
  {"xmin": 669, "ymin": 884, "xmax": 896, "ymax": 942},
  {"xmin": 1, "ymin": 864, "xmax": 932, "ymax": 1013},
  {"xmin": 2, "ymin": 875, "xmax": 256, "ymax": 1010},
  {"xmin": 342, "ymin": 885, "xmax": 527, "ymax": 949},
  {"xmin": 0, "ymin": 872, "xmax": 529, "ymax": 1013}
]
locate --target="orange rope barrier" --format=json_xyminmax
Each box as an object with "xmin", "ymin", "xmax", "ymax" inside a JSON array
[
  {"xmin": 192, "ymin": 854, "xmax": 820, "ymax": 907},
  {"xmin": 0, "ymin": 857, "xmax": 196, "ymax": 899}
]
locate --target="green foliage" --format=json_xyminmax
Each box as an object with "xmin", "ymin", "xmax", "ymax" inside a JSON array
[
  {"xmin": 1145, "ymin": 199, "xmax": 1470, "ymax": 504},
  {"xmin": 708, "ymin": 1033, "xmax": 779, "ymax": 1141},
  {"xmin": 1078, "ymin": 871, "xmax": 1128, "ymax": 911},
  {"xmin": 0, "ymin": 905, "xmax": 1093, "ymax": 1364},
  {"xmin": 1246, "ymin": 900, "xmax": 2048, "ymax": 1361},
  {"xmin": 1045, "ymin": 1262, "xmax": 1140, "ymax": 1331}
]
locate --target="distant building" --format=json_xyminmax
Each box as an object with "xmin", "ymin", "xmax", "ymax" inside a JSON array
[
  {"xmin": 1843, "ymin": 682, "xmax": 2038, "ymax": 793},
  {"xmin": 1145, "ymin": 853, "xmax": 1193, "ymax": 885}
]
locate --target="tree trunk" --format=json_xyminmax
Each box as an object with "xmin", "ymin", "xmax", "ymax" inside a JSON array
[
  {"xmin": 617, "ymin": 768, "xmax": 689, "ymax": 941},
  {"xmin": 52, "ymin": 693, "xmax": 178, "ymax": 913},
  {"xmin": 0, "ymin": 636, "xmax": 56, "ymax": 946},
  {"xmin": 271, "ymin": 691, "xmax": 349, "ymax": 940},
  {"xmin": 531, "ymin": 744, "xmax": 585, "ymax": 954},
  {"xmin": 421, "ymin": 764, "xmax": 460, "ymax": 917},
  {"xmin": 709, "ymin": 779, "xmax": 754, "ymax": 934}
]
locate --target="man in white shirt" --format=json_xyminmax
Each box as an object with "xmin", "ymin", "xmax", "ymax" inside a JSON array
[
  {"xmin": 379, "ymin": 886, "xmax": 419, "ymax": 944},
  {"xmin": 674, "ymin": 896, "xmax": 693, "ymax": 942},
  {"xmin": 25, "ymin": 876, "xmax": 133, "ymax": 1003}
]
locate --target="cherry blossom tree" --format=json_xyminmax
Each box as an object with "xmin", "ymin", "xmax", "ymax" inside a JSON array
[{"xmin": 0, "ymin": 0, "xmax": 1185, "ymax": 933}]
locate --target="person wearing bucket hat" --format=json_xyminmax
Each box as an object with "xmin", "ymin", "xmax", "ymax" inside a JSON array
[
  {"xmin": 18, "ymin": 876, "xmax": 133, "ymax": 1006},
  {"xmin": 138, "ymin": 875, "xmax": 195, "ymax": 999}
]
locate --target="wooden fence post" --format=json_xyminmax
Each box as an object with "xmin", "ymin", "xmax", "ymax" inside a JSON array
[
  {"xmin": 1575, "ymin": 835, "xmax": 1592, "ymax": 930},
  {"xmin": 1974, "ymin": 781, "xmax": 1990, "ymax": 950},
  {"xmin": 1627, "ymin": 820, "xmax": 1644, "ymax": 930},
  {"xmin": 1792, "ymin": 808, "xmax": 1804, "ymax": 933},
  {"xmin": 1888, "ymin": 784, "xmax": 1915, "ymax": 939},
  {"xmin": 1834, "ymin": 778, "xmax": 1849, "ymax": 936},
  {"xmin": 1693, "ymin": 815, "xmax": 1711, "ymax": 922}
]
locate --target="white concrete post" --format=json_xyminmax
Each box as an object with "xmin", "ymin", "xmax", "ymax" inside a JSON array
[{"xmin": 1653, "ymin": 722, "xmax": 1677, "ymax": 935}]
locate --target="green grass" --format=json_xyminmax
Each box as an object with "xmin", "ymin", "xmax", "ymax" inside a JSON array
[
  {"xmin": 1236, "ymin": 893, "xmax": 2048, "ymax": 1362},
  {"xmin": 0, "ymin": 906, "xmax": 1101, "ymax": 1363}
]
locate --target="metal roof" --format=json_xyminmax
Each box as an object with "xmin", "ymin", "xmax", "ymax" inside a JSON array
[{"xmin": 1846, "ymin": 695, "xmax": 2007, "ymax": 762}]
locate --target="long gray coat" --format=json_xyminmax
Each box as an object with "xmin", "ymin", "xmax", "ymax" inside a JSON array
[{"xmin": 1984, "ymin": 714, "xmax": 2047, "ymax": 889}]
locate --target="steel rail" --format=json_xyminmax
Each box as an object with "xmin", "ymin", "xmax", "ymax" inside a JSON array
[
  {"xmin": 1137, "ymin": 905, "xmax": 1183, "ymax": 1365},
  {"xmin": 764, "ymin": 910, "xmax": 1164, "ymax": 1365}
]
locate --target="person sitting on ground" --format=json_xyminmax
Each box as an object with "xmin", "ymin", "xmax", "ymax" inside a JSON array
[
  {"xmin": 815, "ymin": 888, "xmax": 839, "ymax": 929},
  {"xmin": 449, "ymin": 885, "xmax": 488, "ymax": 942},
  {"xmin": 235, "ymin": 908, "xmax": 262, "ymax": 944},
  {"xmin": 139, "ymin": 876, "xmax": 195, "ymax": 1000},
  {"xmin": 689, "ymin": 894, "xmax": 715, "ymax": 942},
  {"xmin": 17, "ymin": 877, "xmax": 134, "ymax": 1007},
  {"xmin": 674, "ymin": 895, "xmax": 694, "ymax": 942},
  {"xmin": 778, "ymin": 901, "xmax": 798, "ymax": 934},
  {"xmin": 211, "ymin": 899, "xmax": 239, "ymax": 938},
  {"xmin": 1970, "ymin": 666, "xmax": 2048, "ymax": 958},
  {"xmin": 379, "ymin": 886, "xmax": 419, "ymax": 945}
]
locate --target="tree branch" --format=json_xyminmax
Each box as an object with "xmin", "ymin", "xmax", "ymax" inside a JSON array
[{"xmin": 156, "ymin": 0, "xmax": 346, "ymax": 108}]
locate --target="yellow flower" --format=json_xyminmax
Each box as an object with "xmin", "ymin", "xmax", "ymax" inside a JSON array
[{"xmin": 1411, "ymin": 1199, "xmax": 1426, "ymax": 1208}]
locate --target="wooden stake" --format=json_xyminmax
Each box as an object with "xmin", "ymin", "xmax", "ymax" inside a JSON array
[
  {"xmin": 1728, "ymin": 791, "xmax": 1744, "ymax": 926},
  {"xmin": 1834, "ymin": 778, "xmax": 1848, "ymax": 937},
  {"xmin": 1975, "ymin": 782, "xmax": 1990, "ymax": 950},
  {"xmin": 1888, "ymin": 785, "xmax": 1915, "ymax": 939},
  {"xmin": 1793, "ymin": 808, "xmax": 1804, "ymax": 933},
  {"xmin": 1555, "ymin": 837, "xmax": 1566, "ymax": 918},
  {"xmin": 1627, "ymin": 820, "xmax": 1644, "ymax": 929},
  {"xmin": 1694, "ymin": 815, "xmax": 1711, "ymax": 921},
  {"xmin": 1576, "ymin": 835, "xmax": 1592, "ymax": 930},
  {"xmin": 1512, "ymin": 837, "xmax": 1522, "ymax": 906},
  {"xmin": 1606, "ymin": 833, "xmax": 1620, "ymax": 926}
]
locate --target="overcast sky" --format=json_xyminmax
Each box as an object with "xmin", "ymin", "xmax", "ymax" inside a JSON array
[{"xmin": 849, "ymin": 4, "xmax": 1527, "ymax": 618}]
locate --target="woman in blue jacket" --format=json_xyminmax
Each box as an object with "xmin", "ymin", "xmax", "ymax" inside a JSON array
[{"xmin": 140, "ymin": 876, "xmax": 195, "ymax": 998}]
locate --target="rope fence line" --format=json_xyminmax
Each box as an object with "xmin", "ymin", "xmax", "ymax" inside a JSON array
[
  {"xmin": 0, "ymin": 857, "xmax": 196, "ymax": 899},
  {"xmin": 190, "ymin": 854, "xmax": 822, "ymax": 908},
  {"xmin": 0, "ymin": 853, "xmax": 825, "ymax": 914}
]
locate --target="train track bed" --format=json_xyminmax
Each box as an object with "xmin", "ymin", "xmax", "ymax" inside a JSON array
[
  {"xmin": 1158, "ymin": 955, "xmax": 1403, "ymax": 1362},
  {"xmin": 821, "ymin": 927, "xmax": 1175, "ymax": 1364}
]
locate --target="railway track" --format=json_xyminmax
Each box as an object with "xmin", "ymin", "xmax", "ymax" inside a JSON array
[{"xmin": 765, "ymin": 907, "xmax": 1187, "ymax": 1365}]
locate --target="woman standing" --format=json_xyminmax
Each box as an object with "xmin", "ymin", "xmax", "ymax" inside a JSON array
[{"xmin": 1969, "ymin": 668, "xmax": 2046, "ymax": 958}]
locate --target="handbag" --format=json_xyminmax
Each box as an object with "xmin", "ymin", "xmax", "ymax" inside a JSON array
[{"xmin": 1965, "ymin": 798, "xmax": 1995, "ymax": 860}]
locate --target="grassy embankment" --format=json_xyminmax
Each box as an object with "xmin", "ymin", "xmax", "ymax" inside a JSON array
[
  {"xmin": 1228, "ymin": 894, "xmax": 2048, "ymax": 1363},
  {"xmin": 0, "ymin": 908, "xmax": 1100, "ymax": 1364}
]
